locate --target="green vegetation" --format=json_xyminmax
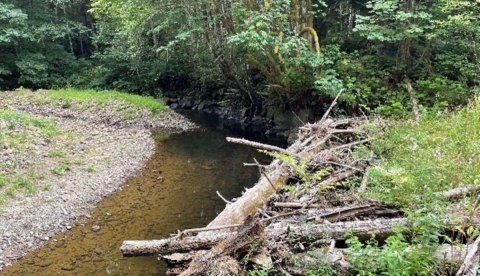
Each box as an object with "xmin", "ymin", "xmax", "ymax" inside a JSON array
[
  {"xmin": 85, "ymin": 164, "xmax": 95, "ymax": 172},
  {"xmin": 49, "ymin": 149, "xmax": 66, "ymax": 158},
  {"xmin": 19, "ymin": 88, "xmax": 168, "ymax": 115},
  {"xmin": 0, "ymin": 109, "xmax": 61, "ymax": 200},
  {"xmin": 0, "ymin": 109, "xmax": 60, "ymax": 141},
  {"xmin": 342, "ymin": 99, "xmax": 480, "ymax": 275},
  {"xmin": 347, "ymin": 213, "xmax": 443, "ymax": 275},
  {"xmin": 2, "ymin": 0, "xmax": 478, "ymax": 116},
  {"xmin": 51, "ymin": 161, "xmax": 72, "ymax": 176},
  {"xmin": 367, "ymin": 99, "xmax": 480, "ymax": 210}
]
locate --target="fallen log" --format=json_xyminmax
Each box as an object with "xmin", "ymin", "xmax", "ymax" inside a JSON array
[
  {"xmin": 121, "ymin": 232, "xmax": 231, "ymax": 256},
  {"xmin": 121, "ymin": 218, "xmax": 406, "ymax": 256},
  {"xmin": 455, "ymin": 235, "xmax": 480, "ymax": 276},
  {"xmin": 226, "ymin": 137, "xmax": 294, "ymax": 157},
  {"xmin": 267, "ymin": 218, "xmax": 406, "ymax": 242},
  {"xmin": 439, "ymin": 185, "xmax": 480, "ymax": 199}
]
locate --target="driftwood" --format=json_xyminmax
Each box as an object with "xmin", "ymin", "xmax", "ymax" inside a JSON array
[
  {"xmin": 456, "ymin": 235, "xmax": 480, "ymax": 276},
  {"xmin": 439, "ymin": 185, "xmax": 480, "ymax": 199},
  {"xmin": 226, "ymin": 137, "xmax": 294, "ymax": 157},
  {"xmin": 121, "ymin": 232, "xmax": 232, "ymax": 256},
  {"xmin": 121, "ymin": 218, "xmax": 405, "ymax": 257},
  {"xmin": 204, "ymin": 114, "xmax": 366, "ymax": 228}
]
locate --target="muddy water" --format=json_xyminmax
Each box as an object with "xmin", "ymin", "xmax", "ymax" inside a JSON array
[{"xmin": 3, "ymin": 112, "xmax": 285, "ymax": 275}]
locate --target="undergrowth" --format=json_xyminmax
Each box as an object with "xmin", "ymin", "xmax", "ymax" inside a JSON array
[
  {"xmin": 367, "ymin": 98, "xmax": 480, "ymax": 210},
  {"xmin": 349, "ymin": 98, "xmax": 480, "ymax": 275}
]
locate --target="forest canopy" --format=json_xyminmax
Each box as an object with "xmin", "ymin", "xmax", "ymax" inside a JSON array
[{"xmin": 1, "ymin": 0, "xmax": 479, "ymax": 117}]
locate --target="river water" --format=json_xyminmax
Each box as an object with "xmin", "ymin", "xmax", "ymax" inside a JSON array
[{"xmin": 3, "ymin": 112, "xmax": 285, "ymax": 275}]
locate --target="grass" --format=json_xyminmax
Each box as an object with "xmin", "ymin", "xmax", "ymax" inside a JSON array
[
  {"xmin": 366, "ymin": 100, "xmax": 480, "ymax": 210},
  {"xmin": 21, "ymin": 88, "xmax": 168, "ymax": 115},
  {"xmin": 343, "ymin": 99, "xmax": 480, "ymax": 275},
  {"xmin": 0, "ymin": 109, "xmax": 60, "ymax": 140},
  {"xmin": 0, "ymin": 109, "xmax": 62, "ymax": 203},
  {"xmin": 49, "ymin": 149, "xmax": 66, "ymax": 158},
  {"xmin": 86, "ymin": 164, "xmax": 95, "ymax": 172},
  {"xmin": 51, "ymin": 161, "xmax": 72, "ymax": 176},
  {"xmin": 0, "ymin": 88, "xmax": 168, "ymax": 207}
]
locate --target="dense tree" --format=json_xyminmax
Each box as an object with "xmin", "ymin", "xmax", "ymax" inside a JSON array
[
  {"xmin": 2, "ymin": 0, "xmax": 479, "ymax": 117},
  {"xmin": 0, "ymin": 0, "xmax": 92, "ymax": 90}
]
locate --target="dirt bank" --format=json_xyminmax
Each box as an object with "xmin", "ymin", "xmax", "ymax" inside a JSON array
[{"xmin": 0, "ymin": 91, "xmax": 196, "ymax": 270}]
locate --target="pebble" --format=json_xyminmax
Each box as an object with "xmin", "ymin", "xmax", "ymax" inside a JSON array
[{"xmin": 91, "ymin": 225, "xmax": 101, "ymax": 232}]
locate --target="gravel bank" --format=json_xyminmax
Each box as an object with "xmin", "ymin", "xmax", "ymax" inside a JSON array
[{"xmin": 0, "ymin": 91, "xmax": 196, "ymax": 270}]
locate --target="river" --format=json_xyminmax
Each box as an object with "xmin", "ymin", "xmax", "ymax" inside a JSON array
[{"xmin": 3, "ymin": 111, "xmax": 285, "ymax": 275}]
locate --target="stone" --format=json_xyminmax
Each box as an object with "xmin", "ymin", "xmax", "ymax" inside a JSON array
[{"xmin": 91, "ymin": 225, "xmax": 101, "ymax": 232}]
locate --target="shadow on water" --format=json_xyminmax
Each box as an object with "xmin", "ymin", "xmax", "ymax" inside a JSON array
[{"xmin": 3, "ymin": 112, "xmax": 286, "ymax": 275}]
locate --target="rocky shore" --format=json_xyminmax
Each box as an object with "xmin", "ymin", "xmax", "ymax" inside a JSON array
[{"xmin": 0, "ymin": 91, "xmax": 195, "ymax": 270}]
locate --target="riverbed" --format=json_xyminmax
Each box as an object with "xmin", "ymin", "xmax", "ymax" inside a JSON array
[{"xmin": 3, "ymin": 112, "xmax": 285, "ymax": 275}]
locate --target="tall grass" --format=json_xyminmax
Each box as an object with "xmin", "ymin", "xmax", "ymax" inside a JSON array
[{"xmin": 367, "ymin": 98, "xmax": 480, "ymax": 209}]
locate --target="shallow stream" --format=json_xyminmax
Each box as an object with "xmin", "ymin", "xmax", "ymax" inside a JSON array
[{"xmin": 3, "ymin": 112, "xmax": 285, "ymax": 275}]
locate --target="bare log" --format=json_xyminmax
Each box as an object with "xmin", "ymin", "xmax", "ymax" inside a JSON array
[
  {"xmin": 204, "ymin": 159, "xmax": 290, "ymax": 228},
  {"xmin": 439, "ymin": 185, "xmax": 480, "ymax": 199},
  {"xmin": 161, "ymin": 252, "xmax": 198, "ymax": 265},
  {"xmin": 266, "ymin": 218, "xmax": 406, "ymax": 242},
  {"xmin": 456, "ymin": 235, "xmax": 480, "ymax": 276},
  {"xmin": 226, "ymin": 137, "xmax": 293, "ymax": 156},
  {"xmin": 406, "ymin": 81, "xmax": 421, "ymax": 122},
  {"xmin": 121, "ymin": 218, "xmax": 406, "ymax": 256},
  {"xmin": 121, "ymin": 232, "xmax": 231, "ymax": 256}
]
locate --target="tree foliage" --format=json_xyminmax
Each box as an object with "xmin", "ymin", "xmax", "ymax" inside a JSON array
[
  {"xmin": 1, "ymin": 0, "xmax": 479, "ymax": 117},
  {"xmin": 0, "ymin": 0, "xmax": 92, "ymax": 89}
]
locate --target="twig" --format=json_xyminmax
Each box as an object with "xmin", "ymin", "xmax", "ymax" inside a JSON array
[
  {"xmin": 243, "ymin": 163, "xmax": 266, "ymax": 167},
  {"xmin": 216, "ymin": 191, "xmax": 232, "ymax": 204},
  {"xmin": 292, "ymin": 111, "xmax": 305, "ymax": 126},
  {"xmin": 274, "ymin": 202, "xmax": 316, "ymax": 209},
  {"xmin": 299, "ymin": 135, "xmax": 315, "ymax": 148},
  {"xmin": 320, "ymin": 89, "xmax": 344, "ymax": 124},
  {"xmin": 326, "ymin": 161, "xmax": 364, "ymax": 172},
  {"xmin": 255, "ymin": 158, "xmax": 278, "ymax": 193},
  {"xmin": 262, "ymin": 210, "xmax": 305, "ymax": 223},
  {"xmin": 358, "ymin": 171, "xmax": 369, "ymax": 193},
  {"xmin": 172, "ymin": 224, "xmax": 242, "ymax": 238},
  {"xmin": 330, "ymin": 139, "xmax": 370, "ymax": 151}
]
